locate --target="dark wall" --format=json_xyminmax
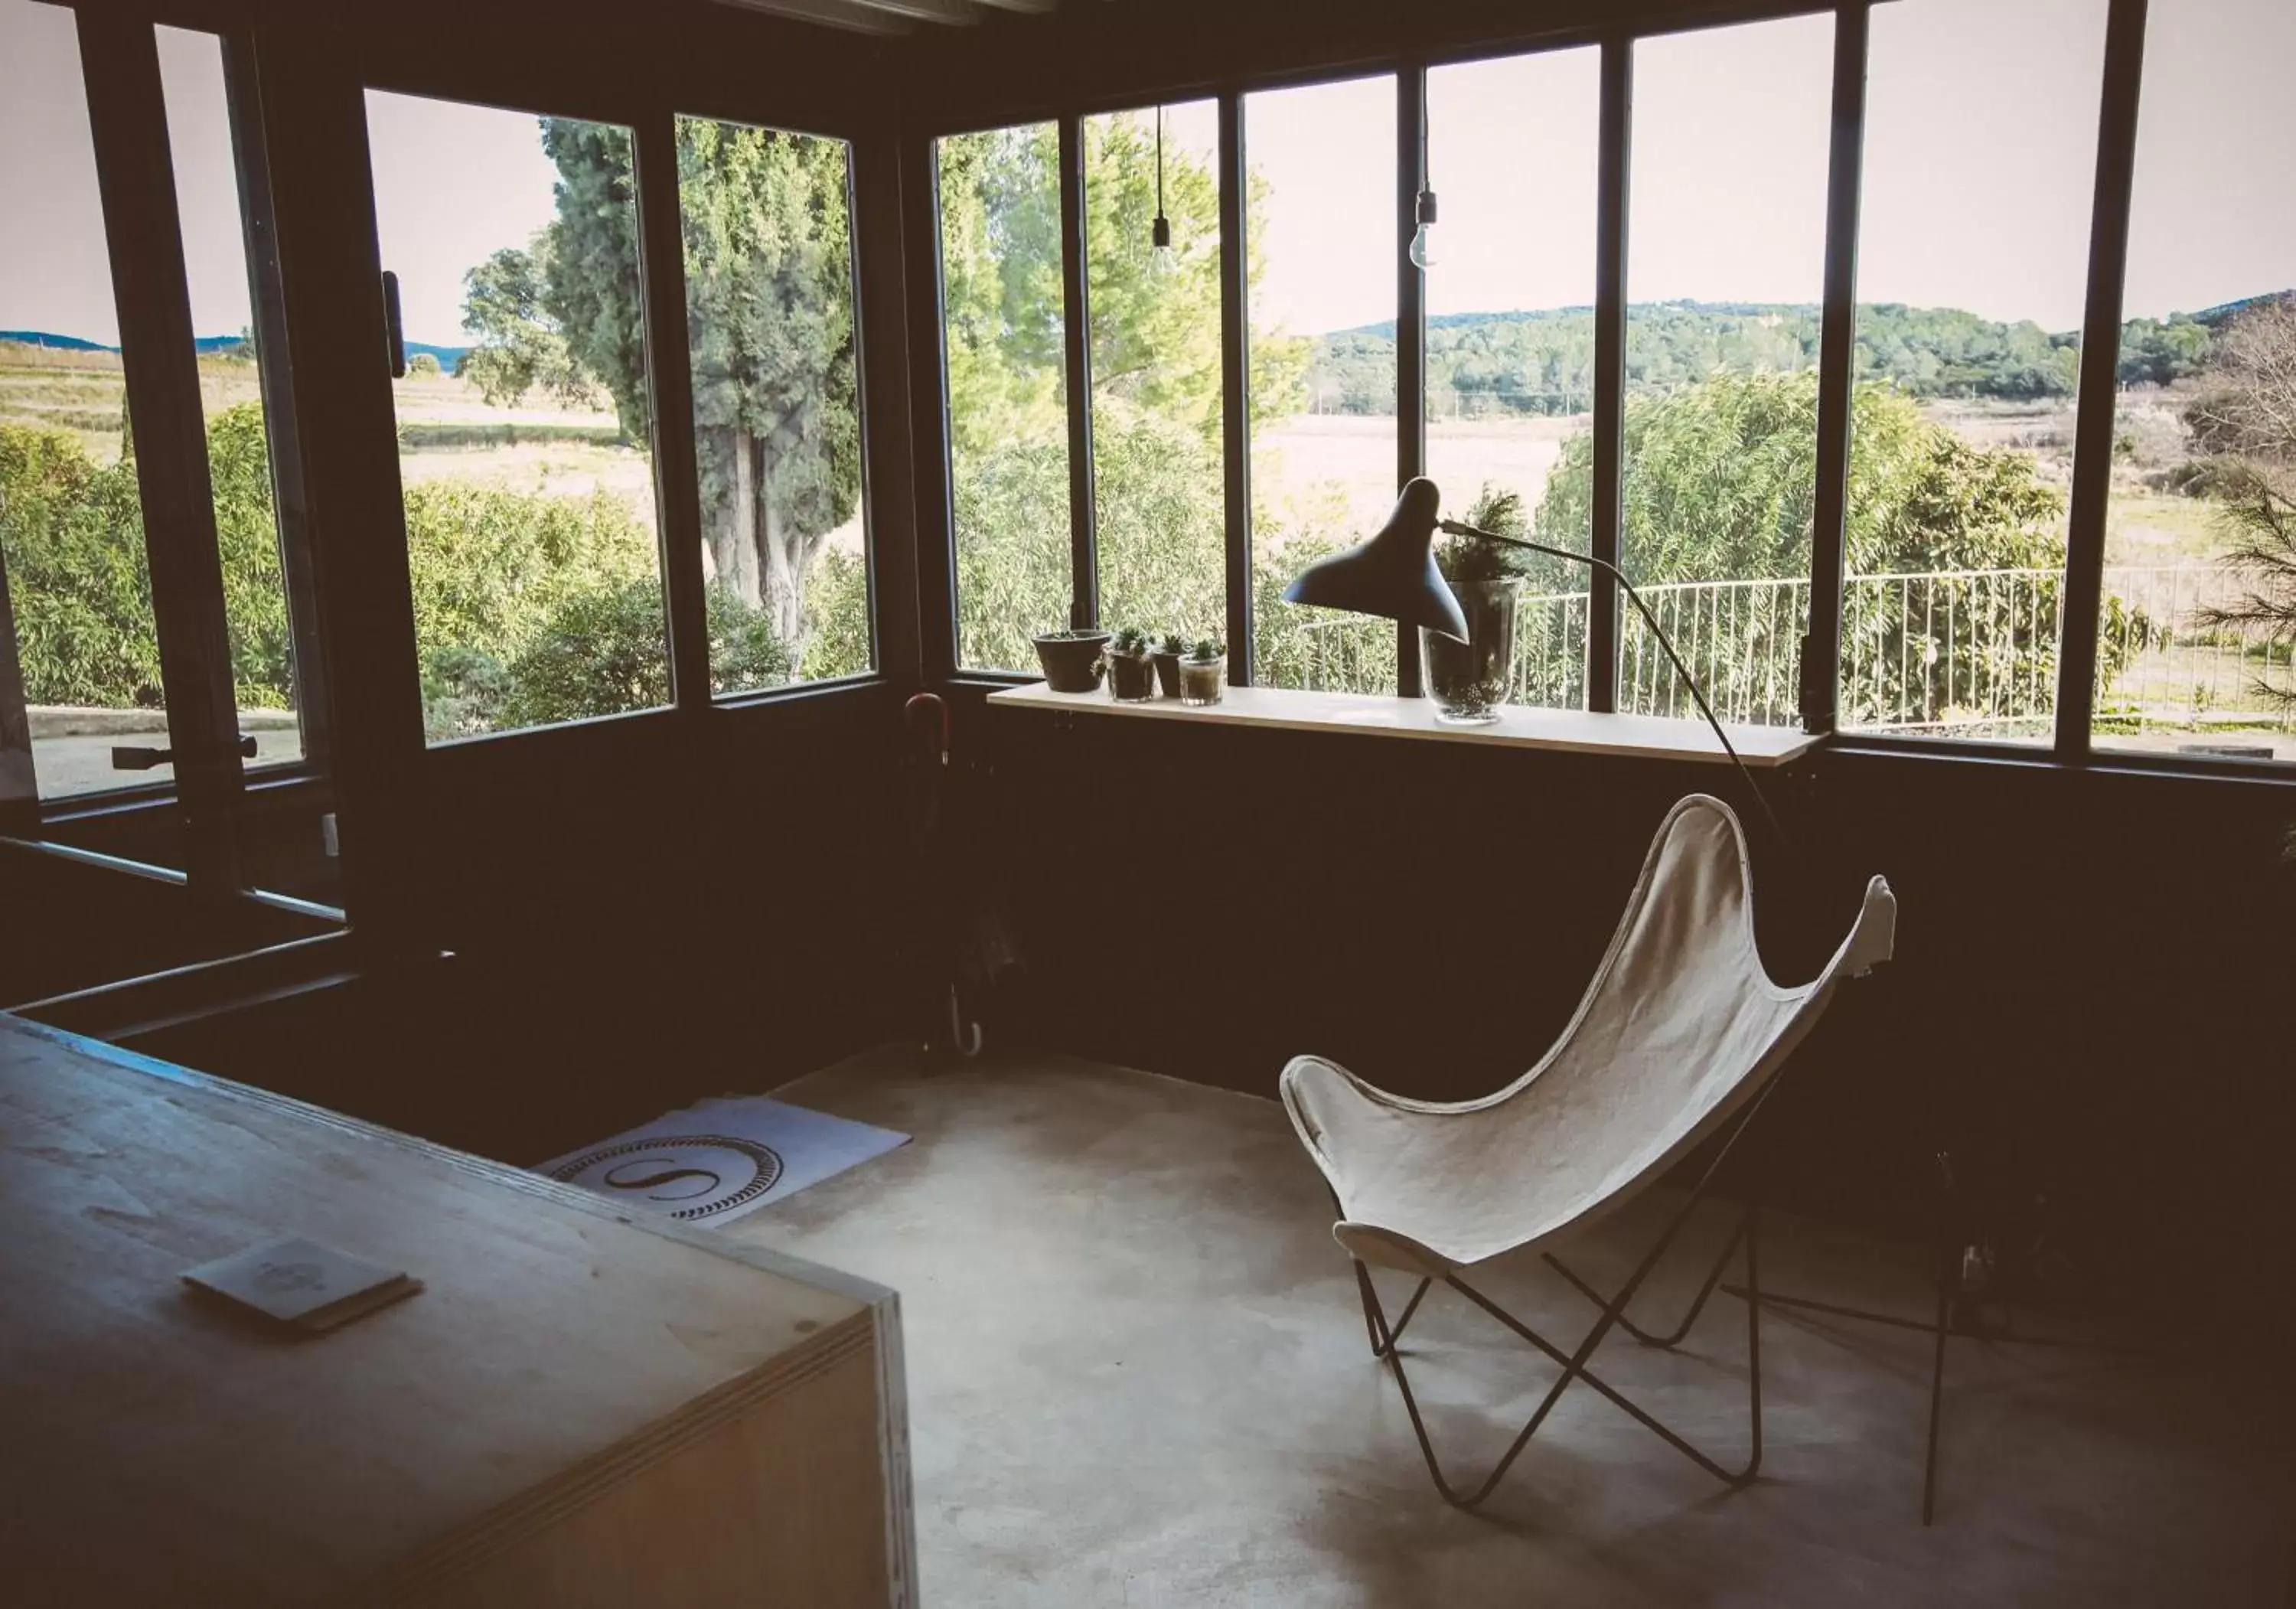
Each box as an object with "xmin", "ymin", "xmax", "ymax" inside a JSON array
[
  {"xmin": 970, "ymin": 695, "xmax": 2295, "ymax": 1319},
  {"xmin": 0, "ymin": 838, "xmax": 334, "ymax": 1009},
  {"xmin": 132, "ymin": 685, "xmax": 923, "ymax": 1162}
]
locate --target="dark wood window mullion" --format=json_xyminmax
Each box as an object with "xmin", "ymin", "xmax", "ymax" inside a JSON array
[
  {"xmin": 1805, "ymin": 2, "xmax": 1870, "ymax": 736},
  {"xmin": 1396, "ymin": 64, "xmax": 1427, "ymax": 700},
  {"xmin": 77, "ymin": 10, "xmax": 244, "ymax": 893},
  {"xmin": 853, "ymin": 122, "xmax": 925, "ymax": 689},
  {"xmin": 222, "ymin": 34, "xmax": 329, "ymax": 777},
  {"xmin": 905, "ymin": 135, "xmax": 960, "ymax": 681},
  {"xmin": 1058, "ymin": 114, "xmax": 1100, "ymax": 631},
  {"xmin": 2055, "ymin": 0, "xmax": 2150, "ymax": 758},
  {"xmin": 631, "ymin": 108, "xmax": 712, "ymax": 713},
  {"xmin": 249, "ymin": 23, "xmax": 429, "ymax": 951},
  {"xmin": 1218, "ymin": 92, "xmax": 1254, "ymax": 683},
  {"xmin": 1589, "ymin": 35, "xmax": 1632, "ymax": 713},
  {"xmin": 0, "ymin": 559, "xmax": 31, "ymax": 828}
]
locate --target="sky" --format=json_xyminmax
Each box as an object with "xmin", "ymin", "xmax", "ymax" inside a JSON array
[{"xmin": 3, "ymin": 0, "xmax": 2292, "ymax": 347}]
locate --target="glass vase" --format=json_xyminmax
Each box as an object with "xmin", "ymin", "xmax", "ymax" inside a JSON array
[{"xmin": 1420, "ymin": 579, "xmax": 1518, "ymax": 726}]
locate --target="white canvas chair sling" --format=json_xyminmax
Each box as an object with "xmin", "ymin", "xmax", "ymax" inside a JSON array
[{"xmin": 1282, "ymin": 794, "xmax": 1897, "ymax": 1509}]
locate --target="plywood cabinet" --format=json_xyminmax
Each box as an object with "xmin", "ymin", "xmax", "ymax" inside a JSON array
[{"xmin": 0, "ymin": 1015, "xmax": 914, "ymax": 1607}]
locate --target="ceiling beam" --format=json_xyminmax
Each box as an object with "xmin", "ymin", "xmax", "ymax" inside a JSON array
[
  {"xmin": 710, "ymin": 0, "xmax": 916, "ymax": 34},
  {"xmin": 843, "ymin": 0, "xmax": 986, "ymax": 21}
]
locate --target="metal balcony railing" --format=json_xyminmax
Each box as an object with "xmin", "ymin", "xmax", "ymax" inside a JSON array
[{"xmin": 1272, "ymin": 565, "xmax": 2293, "ymax": 742}]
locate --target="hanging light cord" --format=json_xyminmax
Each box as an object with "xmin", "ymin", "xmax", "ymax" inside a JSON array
[{"xmin": 1156, "ymin": 105, "xmax": 1166, "ymax": 220}]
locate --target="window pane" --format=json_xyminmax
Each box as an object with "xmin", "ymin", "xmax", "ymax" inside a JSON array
[
  {"xmin": 1246, "ymin": 74, "xmax": 1397, "ymax": 693},
  {"xmin": 940, "ymin": 122, "xmax": 1068, "ymax": 674},
  {"xmin": 0, "ymin": 0, "xmax": 174, "ymax": 799},
  {"xmin": 366, "ymin": 92, "xmax": 667, "ymax": 743},
  {"xmin": 1425, "ymin": 47, "xmax": 1600, "ymax": 711},
  {"xmin": 1844, "ymin": 0, "xmax": 2105, "ymax": 746},
  {"xmin": 1623, "ymin": 15, "xmax": 1832, "ymax": 726},
  {"xmin": 677, "ymin": 116, "xmax": 869, "ymax": 692},
  {"xmin": 1084, "ymin": 101, "xmax": 1225, "ymax": 652},
  {"xmin": 157, "ymin": 26, "xmax": 305, "ymax": 772},
  {"xmin": 2095, "ymin": 0, "xmax": 2296, "ymax": 762}
]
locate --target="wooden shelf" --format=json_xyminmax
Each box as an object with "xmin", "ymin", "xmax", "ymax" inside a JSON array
[{"xmin": 987, "ymin": 682, "xmax": 1821, "ymax": 768}]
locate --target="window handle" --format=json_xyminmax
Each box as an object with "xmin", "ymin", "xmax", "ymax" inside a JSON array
[
  {"xmin": 111, "ymin": 734, "xmax": 260, "ymax": 772},
  {"xmin": 381, "ymin": 269, "xmax": 407, "ymax": 379}
]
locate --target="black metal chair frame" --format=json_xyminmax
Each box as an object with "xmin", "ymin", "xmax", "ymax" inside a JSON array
[{"xmin": 1345, "ymin": 1076, "xmax": 1779, "ymax": 1512}]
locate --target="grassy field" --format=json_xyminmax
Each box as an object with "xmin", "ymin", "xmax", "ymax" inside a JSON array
[{"xmin": 0, "ymin": 335, "xmax": 2244, "ymax": 623}]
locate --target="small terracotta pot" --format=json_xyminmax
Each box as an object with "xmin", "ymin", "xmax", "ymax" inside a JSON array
[{"xmin": 1033, "ymin": 630, "xmax": 1112, "ymax": 693}]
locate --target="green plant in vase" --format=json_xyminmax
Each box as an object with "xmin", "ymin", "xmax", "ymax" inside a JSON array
[{"xmin": 1427, "ymin": 483, "xmax": 1532, "ymax": 725}]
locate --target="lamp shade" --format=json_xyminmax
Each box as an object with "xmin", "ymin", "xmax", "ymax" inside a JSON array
[{"xmin": 1281, "ymin": 477, "xmax": 1469, "ymax": 642}]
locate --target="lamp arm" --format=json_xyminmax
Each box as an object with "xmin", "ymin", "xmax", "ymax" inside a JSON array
[{"xmin": 1438, "ymin": 520, "xmax": 1792, "ymax": 854}]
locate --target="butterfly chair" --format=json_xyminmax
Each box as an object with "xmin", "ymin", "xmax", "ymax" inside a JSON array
[{"xmin": 1281, "ymin": 794, "xmax": 1896, "ymax": 1509}]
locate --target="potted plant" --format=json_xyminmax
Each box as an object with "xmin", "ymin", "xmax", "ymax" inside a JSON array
[
  {"xmin": 1152, "ymin": 632, "xmax": 1186, "ymax": 699},
  {"xmin": 1424, "ymin": 484, "xmax": 1530, "ymax": 726},
  {"xmin": 1032, "ymin": 627, "xmax": 1112, "ymax": 693},
  {"xmin": 1178, "ymin": 637, "xmax": 1227, "ymax": 707},
  {"xmin": 1104, "ymin": 627, "xmax": 1158, "ymax": 702}
]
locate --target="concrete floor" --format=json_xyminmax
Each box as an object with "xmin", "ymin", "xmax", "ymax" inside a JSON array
[{"xmin": 728, "ymin": 1047, "xmax": 2290, "ymax": 1608}]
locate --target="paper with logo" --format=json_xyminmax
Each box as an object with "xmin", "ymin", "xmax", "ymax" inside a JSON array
[
  {"xmin": 183, "ymin": 1237, "xmax": 422, "ymax": 1333},
  {"xmin": 537, "ymin": 1095, "xmax": 909, "ymax": 1226}
]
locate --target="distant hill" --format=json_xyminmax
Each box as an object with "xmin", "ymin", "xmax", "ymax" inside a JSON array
[
  {"xmin": 2, "ymin": 330, "xmax": 471, "ymax": 371},
  {"xmin": 1306, "ymin": 295, "xmax": 2292, "ymax": 419},
  {"xmin": 0, "ymin": 330, "xmax": 114, "ymax": 352}
]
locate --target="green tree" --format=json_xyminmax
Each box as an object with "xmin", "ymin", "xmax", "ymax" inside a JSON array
[
  {"xmin": 2186, "ymin": 301, "xmax": 2296, "ymax": 710},
  {"xmin": 1536, "ymin": 372, "xmax": 2079, "ymax": 725},
  {"xmin": 530, "ymin": 118, "xmax": 859, "ymax": 667},
  {"xmin": 676, "ymin": 120, "xmax": 859, "ymax": 654},
  {"xmin": 458, "ymin": 238, "xmax": 595, "ymax": 411}
]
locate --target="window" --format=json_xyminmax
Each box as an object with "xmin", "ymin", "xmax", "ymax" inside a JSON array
[
  {"xmin": 365, "ymin": 91, "xmax": 668, "ymax": 742},
  {"xmin": 1843, "ymin": 0, "xmax": 2107, "ymax": 746},
  {"xmin": 676, "ymin": 115, "xmax": 870, "ymax": 693},
  {"xmin": 0, "ymin": 0, "xmax": 174, "ymax": 800},
  {"xmin": 1084, "ymin": 100, "xmax": 1225, "ymax": 651},
  {"xmin": 1244, "ymin": 74, "xmax": 1397, "ymax": 693},
  {"xmin": 1622, "ymin": 15, "xmax": 1833, "ymax": 727},
  {"xmin": 939, "ymin": 121, "xmax": 1068, "ymax": 674},
  {"xmin": 156, "ymin": 25, "xmax": 308, "ymax": 773},
  {"xmin": 2094, "ymin": 0, "xmax": 2296, "ymax": 763},
  {"xmin": 1424, "ymin": 47, "xmax": 1601, "ymax": 711}
]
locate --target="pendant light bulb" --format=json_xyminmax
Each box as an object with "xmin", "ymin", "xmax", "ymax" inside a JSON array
[{"xmin": 1409, "ymin": 188, "xmax": 1439, "ymax": 271}]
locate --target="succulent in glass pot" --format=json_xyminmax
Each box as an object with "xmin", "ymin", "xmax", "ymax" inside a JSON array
[
  {"xmin": 1103, "ymin": 626, "xmax": 1158, "ymax": 702},
  {"xmin": 1152, "ymin": 632, "xmax": 1186, "ymax": 698},
  {"xmin": 1179, "ymin": 637, "xmax": 1227, "ymax": 707}
]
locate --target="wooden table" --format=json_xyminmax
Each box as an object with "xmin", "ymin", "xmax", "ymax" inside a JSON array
[{"xmin": 0, "ymin": 1014, "xmax": 914, "ymax": 1607}]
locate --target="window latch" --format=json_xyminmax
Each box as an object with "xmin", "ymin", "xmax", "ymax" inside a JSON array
[
  {"xmin": 111, "ymin": 733, "xmax": 260, "ymax": 772},
  {"xmin": 381, "ymin": 269, "xmax": 408, "ymax": 379}
]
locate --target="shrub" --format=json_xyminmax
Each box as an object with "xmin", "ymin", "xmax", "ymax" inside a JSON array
[{"xmin": 0, "ymin": 423, "xmax": 163, "ymax": 709}]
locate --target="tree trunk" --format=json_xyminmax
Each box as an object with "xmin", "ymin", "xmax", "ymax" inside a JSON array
[
  {"xmin": 759, "ymin": 487, "xmax": 806, "ymax": 664},
  {"xmin": 706, "ymin": 427, "xmax": 763, "ymax": 609}
]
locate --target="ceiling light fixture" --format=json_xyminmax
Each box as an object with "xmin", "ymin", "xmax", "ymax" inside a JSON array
[{"xmin": 1151, "ymin": 104, "xmax": 1178, "ymax": 280}]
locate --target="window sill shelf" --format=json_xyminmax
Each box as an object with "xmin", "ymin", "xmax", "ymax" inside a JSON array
[{"xmin": 986, "ymin": 682, "xmax": 1821, "ymax": 768}]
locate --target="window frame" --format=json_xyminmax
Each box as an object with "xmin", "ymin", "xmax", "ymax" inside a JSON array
[
  {"xmin": 916, "ymin": 0, "xmax": 2291, "ymax": 783},
  {"xmin": 8, "ymin": 11, "xmax": 337, "ymax": 875}
]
